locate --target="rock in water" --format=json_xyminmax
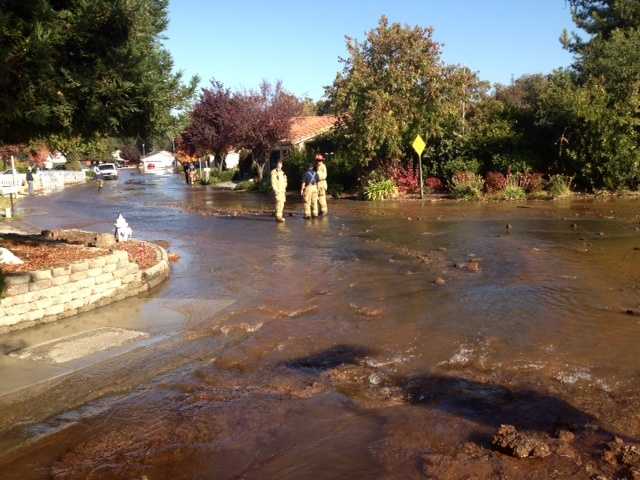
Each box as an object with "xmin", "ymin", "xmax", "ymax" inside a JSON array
[
  {"xmin": 492, "ymin": 424, "xmax": 551, "ymax": 459},
  {"xmin": 0, "ymin": 247, "xmax": 23, "ymax": 265},
  {"xmin": 466, "ymin": 261, "xmax": 481, "ymax": 273}
]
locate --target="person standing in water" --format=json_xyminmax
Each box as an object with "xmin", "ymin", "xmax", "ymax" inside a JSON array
[
  {"xmin": 271, "ymin": 159, "xmax": 287, "ymax": 222},
  {"xmin": 315, "ymin": 154, "xmax": 328, "ymax": 216},
  {"xmin": 300, "ymin": 163, "xmax": 319, "ymax": 219}
]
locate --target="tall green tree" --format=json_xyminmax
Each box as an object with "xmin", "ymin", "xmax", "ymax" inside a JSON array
[
  {"xmin": 550, "ymin": 0, "xmax": 640, "ymax": 189},
  {"xmin": 0, "ymin": 0, "xmax": 197, "ymax": 146},
  {"xmin": 327, "ymin": 17, "xmax": 489, "ymax": 175},
  {"xmin": 327, "ymin": 16, "xmax": 448, "ymax": 165}
]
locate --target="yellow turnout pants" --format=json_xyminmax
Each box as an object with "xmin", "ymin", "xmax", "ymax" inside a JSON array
[
  {"xmin": 317, "ymin": 180, "xmax": 328, "ymax": 215},
  {"xmin": 303, "ymin": 184, "xmax": 318, "ymax": 218},
  {"xmin": 274, "ymin": 193, "xmax": 286, "ymax": 220}
]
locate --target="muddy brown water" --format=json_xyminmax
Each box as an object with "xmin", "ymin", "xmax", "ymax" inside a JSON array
[{"xmin": 1, "ymin": 170, "xmax": 640, "ymax": 479}]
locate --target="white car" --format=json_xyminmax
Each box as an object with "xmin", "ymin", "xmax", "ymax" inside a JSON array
[{"xmin": 96, "ymin": 163, "xmax": 118, "ymax": 180}]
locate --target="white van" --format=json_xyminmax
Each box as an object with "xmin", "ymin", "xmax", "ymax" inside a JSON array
[{"xmin": 96, "ymin": 163, "xmax": 118, "ymax": 180}]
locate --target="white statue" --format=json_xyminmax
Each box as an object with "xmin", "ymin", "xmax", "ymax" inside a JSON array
[{"xmin": 114, "ymin": 214, "xmax": 132, "ymax": 242}]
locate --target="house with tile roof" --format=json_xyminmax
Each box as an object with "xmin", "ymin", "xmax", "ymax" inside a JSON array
[
  {"xmin": 286, "ymin": 115, "xmax": 337, "ymax": 150},
  {"xmin": 270, "ymin": 115, "xmax": 338, "ymax": 164}
]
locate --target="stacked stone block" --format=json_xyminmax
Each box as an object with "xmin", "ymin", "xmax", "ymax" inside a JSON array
[{"xmin": 0, "ymin": 243, "xmax": 169, "ymax": 332}]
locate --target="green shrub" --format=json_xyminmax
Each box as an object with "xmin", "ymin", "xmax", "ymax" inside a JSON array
[
  {"xmin": 215, "ymin": 168, "xmax": 237, "ymax": 183},
  {"xmin": 547, "ymin": 175, "xmax": 573, "ymax": 198},
  {"xmin": 284, "ymin": 149, "xmax": 312, "ymax": 189},
  {"xmin": 450, "ymin": 172, "xmax": 484, "ymax": 200},
  {"xmin": 257, "ymin": 179, "xmax": 272, "ymax": 193},
  {"xmin": 235, "ymin": 179, "xmax": 255, "ymax": 191},
  {"xmin": 503, "ymin": 174, "xmax": 526, "ymax": 200},
  {"xmin": 488, "ymin": 153, "xmax": 538, "ymax": 174},
  {"xmin": 328, "ymin": 183, "xmax": 345, "ymax": 197},
  {"xmin": 503, "ymin": 185, "xmax": 526, "ymax": 200},
  {"xmin": 442, "ymin": 157, "xmax": 480, "ymax": 180},
  {"xmin": 236, "ymin": 178, "xmax": 270, "ymax": 193},
  {"xmin": 363, "ymin": 176, "xmax": 398, "ymax": 201},
  {"xmin": 66, "ymin": 159, "xmax": 82, "ymax": 171}
]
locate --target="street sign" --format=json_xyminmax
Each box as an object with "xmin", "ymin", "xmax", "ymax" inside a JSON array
[
  {"xmin": 412, "ymin": 135, "xmax": 426, "ymax": 156},
  {"xmin": 411, "ymin": 135, "xmax": 426, "ymax": 199}
]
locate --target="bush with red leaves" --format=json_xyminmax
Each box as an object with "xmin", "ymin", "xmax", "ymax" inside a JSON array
[
  {"xmin": 485, "ymin": 171, "xmax": 507, "ymax": 193},
  {"xmin": 425, "ymin": 177, "xmax": 444, "ymax": 193},
  {"xmin": 387, "ymin": 165, "xmax": 420, "ymax": 194},
  {"xmin": 518, "ymin": 172, "xmax": 545, "ymax": 193}
]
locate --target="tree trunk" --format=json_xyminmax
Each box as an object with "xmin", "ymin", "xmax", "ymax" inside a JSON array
[{"xmin": 254, "ymin": 161, "xmax": 265, "ymax": 183}]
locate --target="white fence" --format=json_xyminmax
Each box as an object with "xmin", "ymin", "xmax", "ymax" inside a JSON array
[
  {"xmin": 0, "ymin": 170, "xmax": 86, "ymax": 195},
  {"xmin": 0, "ymin": 173, "xmax": 25, "ymax": 188}
]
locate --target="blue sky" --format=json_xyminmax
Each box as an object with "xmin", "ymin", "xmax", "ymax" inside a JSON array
[{"xmin": 165, "ymin": 0, "xmax": 577, "ymax": 100}]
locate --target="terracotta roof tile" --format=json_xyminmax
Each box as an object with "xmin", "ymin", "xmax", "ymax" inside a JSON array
[{"xmin": 286, "ymin": 116, "xmax": 337, "ymax": 144}]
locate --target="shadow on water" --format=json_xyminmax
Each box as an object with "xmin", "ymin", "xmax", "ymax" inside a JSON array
[
  {"xmin": 280, "ymin": 345, "xmax": 634, "ymax": 448},
  {"xmin": 0, "ymin": 339, "xmax": 26, "ymax": 355},
  {"xmin": 403, "ymin": 373, "xmax": 598, "ymax": 447},
  {"xmin": 283, "ymin": 344, "xmax": 372, "ymax": 371}
]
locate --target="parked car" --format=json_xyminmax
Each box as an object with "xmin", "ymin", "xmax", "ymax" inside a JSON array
[
  {"xmin": 96, "ymin": 163, "xmax": 118, "ymax": 180},
  {"xmin": 44, "ymin": 151, "xmax": 67, "ymax": 170}
]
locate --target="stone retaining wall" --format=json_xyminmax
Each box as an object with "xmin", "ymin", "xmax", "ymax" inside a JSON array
[{"xmin": 0, "ymin": 243, "xmax": 169, "ymax": 333}]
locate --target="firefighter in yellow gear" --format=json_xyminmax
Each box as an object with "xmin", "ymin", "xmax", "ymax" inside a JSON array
[
  {"xmin": 271, "ymin": 160, "xmax": 287, "ymax": 222},
  {"xmin": 300, "ymin": 164, "xmax": 319, "ymax": 219},
  {"xmin": 315, "ymin": 154, "xmax": 328, "ymax": 215}
]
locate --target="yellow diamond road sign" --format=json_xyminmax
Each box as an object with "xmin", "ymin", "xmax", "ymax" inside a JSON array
[{"xmin": 412, "ymin": 135, "xmax": 426, "ymax": 156}]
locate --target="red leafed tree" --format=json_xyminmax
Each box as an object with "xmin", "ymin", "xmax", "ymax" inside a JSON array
[
  {"xmin": 179, "ymin": 80, "xmax": 240, "ymax": 171},
  {"xmin": 236, "ymin": 81, "xmax": 302, "ymax": 182},
  {"xmin": 0, "ymin": 144, "xmax": 25, "ymax": 169}
]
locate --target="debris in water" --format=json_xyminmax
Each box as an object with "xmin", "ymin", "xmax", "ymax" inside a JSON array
[
  {"xmin": 492, "ymin": 424, "xmax": 551, "ymax": 459},
  {"xmin": 434, "ymin": 277, "xmax": 446, "ymax": 286},
  {"xmin": 350, "ymin": 303, "xmax": 383, "ymax": 318},
  {"xmin": 368, "ymin": 373, "xmax": 383, "ymax": 385},
  {"xmin": 220, "ymin": 322, "xmax": 263, "ymax": 336},
  {"xmin": 287, "ymin": 305, "xmax": 318, "ymax": 318},
  {"xmin": 602, "ymin": 436, "xmax": 640, "ymax": 468},
  {"xmin": 557, "ymin": 430, "xmax": 576, "ymax": 444},
  {"xmin": 466, "ymin": 260, "xmax": 481, "ymax": 273}
]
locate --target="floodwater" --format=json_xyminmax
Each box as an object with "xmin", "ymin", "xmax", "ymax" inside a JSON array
[{"xmin": 1, "ymin": 170, "xmax": 640, "ymax": 479}]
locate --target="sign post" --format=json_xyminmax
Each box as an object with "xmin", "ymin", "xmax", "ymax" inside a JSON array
[
  {"xmin": 412, "ymin": 135, "xmax": 426, "ymax": 199},
  {"xmin": 10, "ymin": 155, "xmax": 16, "ymax": 217}
]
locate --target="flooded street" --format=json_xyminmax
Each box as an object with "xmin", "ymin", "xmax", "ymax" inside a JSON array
[{"xmin": 1, "ymin": 170, "xmax": 640, "ymax": 479}]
